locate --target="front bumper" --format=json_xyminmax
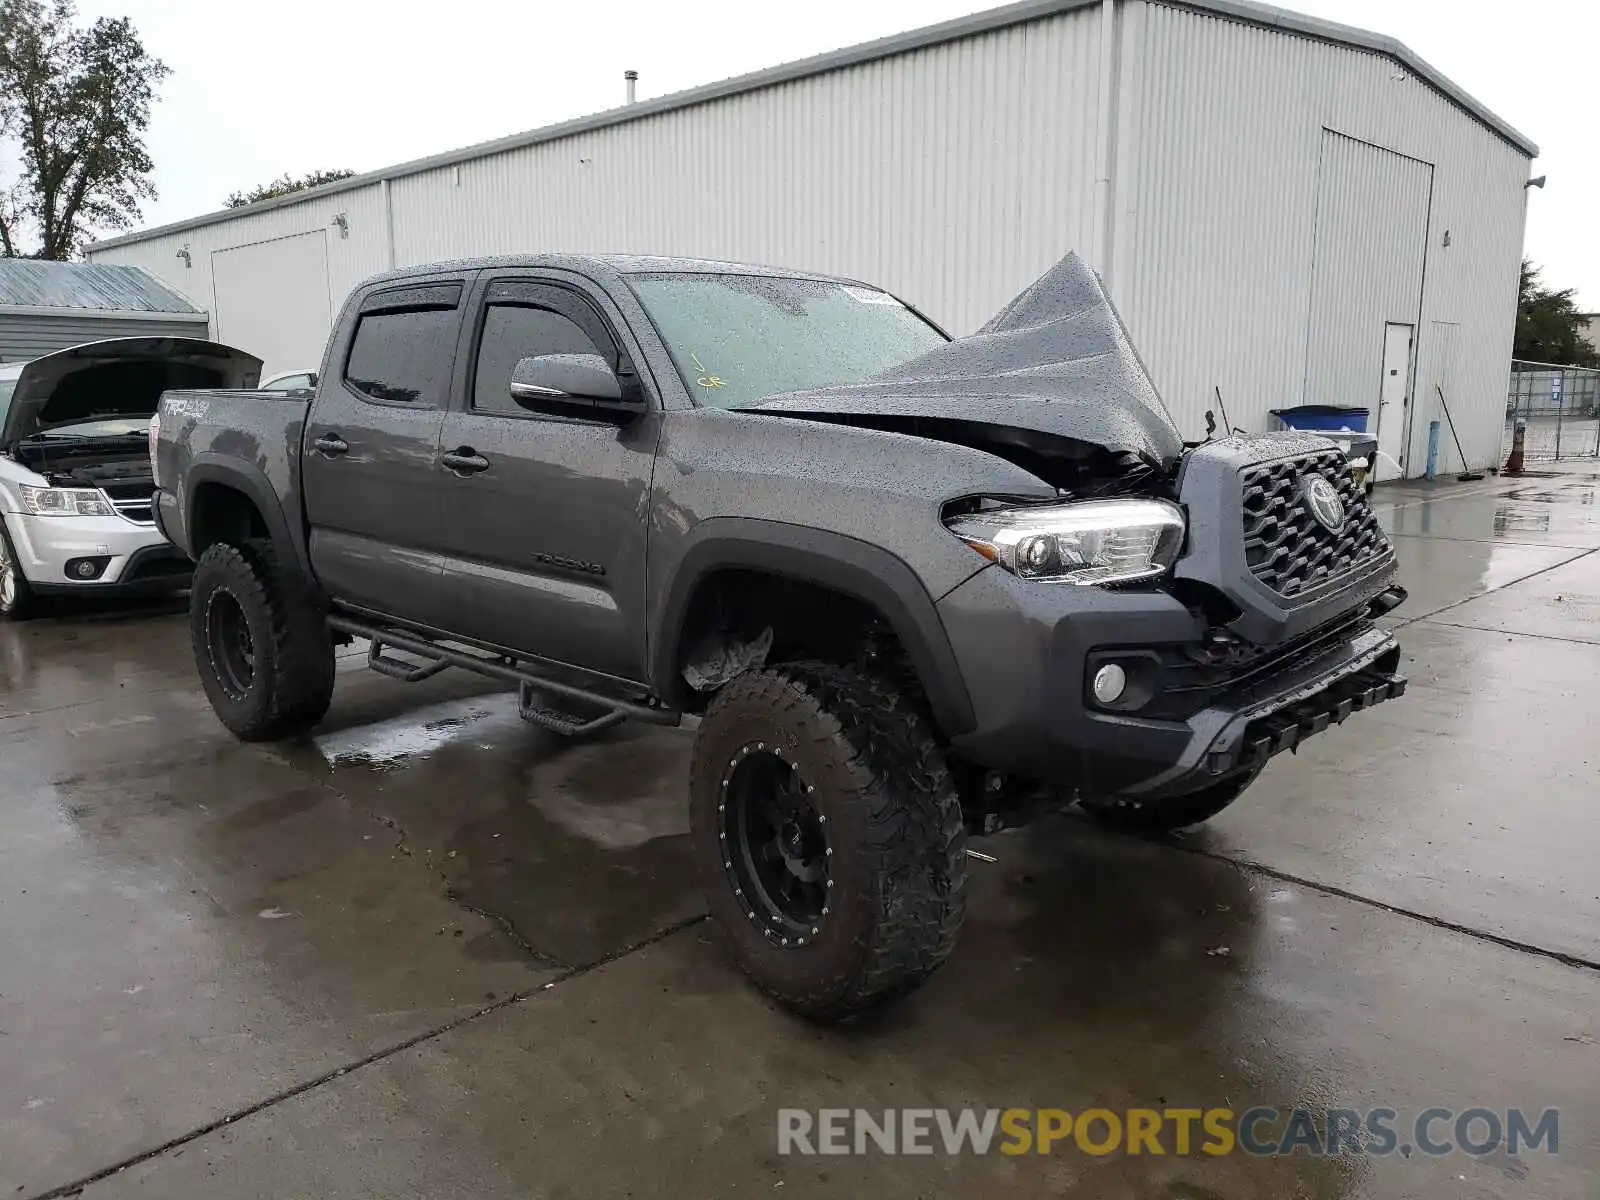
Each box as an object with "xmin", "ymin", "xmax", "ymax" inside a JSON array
[
  {"xmin": 4, "ymin": 510, "xmax": 192, "ymax": 596},
  {"xmin": 937, "ymin": 565, "xmax": 1405, "ymax": 799}
]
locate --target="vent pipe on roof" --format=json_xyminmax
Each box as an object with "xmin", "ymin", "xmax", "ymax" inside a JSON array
[{"xmin": 625, "ymin": 70, "xmax": 638, "ymax": 105}]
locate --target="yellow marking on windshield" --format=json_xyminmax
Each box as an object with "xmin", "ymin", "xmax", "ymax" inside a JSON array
[{"xmin": 690, "ymin": 350, "xmax": 726, "ymax": 389}]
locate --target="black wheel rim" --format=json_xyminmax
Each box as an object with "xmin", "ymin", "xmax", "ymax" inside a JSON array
[
  {"xmin": 206, "ymin": 590, "xmax": 256, "ymax": 699},
  {"xmin": 718, "ymin": 742, "xmax": 830, "ymax": 946}
]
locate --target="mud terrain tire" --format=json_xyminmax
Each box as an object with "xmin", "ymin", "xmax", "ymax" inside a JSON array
[
  {"xmin": 191, "ymin": 539, "xmax": 334, "ymax": 741},
  {"xmin": 689, "ymin": 662, "xmax": 967, "ymax": 1020}
]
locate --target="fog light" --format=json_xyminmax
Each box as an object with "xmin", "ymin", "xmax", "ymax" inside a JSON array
[
  {"xmin": 64, "ymin": 556, "xmax": 109, "ymax": 581},
  {"xmin": 1092, "ymin": 663, "xmax": 1127, "ymax": 705}
]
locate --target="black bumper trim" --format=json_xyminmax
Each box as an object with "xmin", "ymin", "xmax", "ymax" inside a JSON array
[{"xmin": 1206, "ymin": 667, "xmax": 1408, "ymax": 776}]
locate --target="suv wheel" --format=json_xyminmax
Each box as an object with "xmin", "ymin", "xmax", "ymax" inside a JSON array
[
  {"xmin": 1080, "ymin": 766, "xmax": 1261, "ymax": 833},
  {"xmin": 689, "ymin": 662, "xmax": 967, "ymax": 1020},
  {"xmin": 190, "ymin": 539, "xmax": 335, "ymax": 741},
  {"xmin": 0, "ymin": 519, "xmax": 39, "ymax": 621}
]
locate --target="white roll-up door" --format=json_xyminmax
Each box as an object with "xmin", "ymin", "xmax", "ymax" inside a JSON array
[
  {"xmin": 1304, "ymin": 131, "xmax": 1433, "ymax": 478},
  {"xmin": 212, "ymin": 231, "xmax": 331, "ymax": 376}
]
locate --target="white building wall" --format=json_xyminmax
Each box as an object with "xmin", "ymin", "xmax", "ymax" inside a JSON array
[
  {"xmin": 393, "ymin": 13, "xmax": 1105, "ymax": 338},
  {"xmin": 89, "ymin": 0, "xmax": 1530, "ymax": 476},
  {"xmin": 1114, "ymin": 0, "xmax": 1529, "ymax": 472},
  {"xmin": 98, "ymin": 186, "xmax": 391, "ymax": 345}
]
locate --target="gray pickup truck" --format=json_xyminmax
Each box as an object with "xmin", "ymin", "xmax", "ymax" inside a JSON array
[{"xmin": 152, "ymin": 251, "xmax": 1407, "ymax": 1017}]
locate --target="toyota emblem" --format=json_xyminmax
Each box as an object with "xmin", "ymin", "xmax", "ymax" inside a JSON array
[{"xmin": 1302, "ymin": 475, "xmax": 1346, "ymax": 533}]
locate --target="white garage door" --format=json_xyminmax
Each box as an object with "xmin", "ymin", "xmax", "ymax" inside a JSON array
[
  {"xmin": 1304, "ymin": 131, "xmax": 1433, "ymax": 479},
  {"xmin": 212, "ymin": 231, "xmax": 331, "ymax": 377}
]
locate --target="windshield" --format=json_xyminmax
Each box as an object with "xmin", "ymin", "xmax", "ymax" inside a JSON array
[
  {"xmin": 0, "ymin": 375, "xmax": 14, "ymax": 431},
  {"xmin": 24, "ymin": 416, "xmax": 152, "ymax": 441},
  {"xmin": 626, "ymin": 272, "xmax": 947, "ymax": 409}
]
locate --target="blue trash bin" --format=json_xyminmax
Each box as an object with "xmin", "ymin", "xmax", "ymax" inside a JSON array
[{"xmin": 1269, "ymin": 405, "xmax": 1370, "ymax": 433}]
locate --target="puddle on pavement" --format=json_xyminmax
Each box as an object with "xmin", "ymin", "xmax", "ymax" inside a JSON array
[
  {"xmin": 314, "ymin": 693, "xmax": 527, "ymax": 766},
  {"xmin": 304, "ymin": 699, "xmax": 703, "ymax": 968},
  {"xmin": 1493, "ymin": 506, "xmax": 1553, "ymax": 534}
]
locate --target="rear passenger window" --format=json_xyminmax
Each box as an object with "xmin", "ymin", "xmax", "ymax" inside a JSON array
[
  {"xmin": 473, "ymin": 304, "xmax": 603, "ymax": 416},
  {"xmin": 344, "ymin": 308, "xmax": 455, "ymax": 406}
]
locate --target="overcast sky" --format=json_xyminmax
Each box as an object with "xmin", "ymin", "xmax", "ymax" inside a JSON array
[{"xmin": 70, "ymin": 0, "xmax": 1595, "ymax": 308}]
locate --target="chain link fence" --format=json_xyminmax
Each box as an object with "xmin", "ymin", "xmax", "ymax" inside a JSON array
[{"xmin": 1504, "ymin": 360, "xmax": 1600, "ymax": 463}]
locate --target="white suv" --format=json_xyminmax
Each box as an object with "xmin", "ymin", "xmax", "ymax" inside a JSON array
[{"xmin": 0, "ymin": 337, "xmax": 260, "ymax": 619}]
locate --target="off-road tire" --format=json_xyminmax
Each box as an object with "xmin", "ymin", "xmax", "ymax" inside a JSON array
[
  {"xmin": 0, "ymin": 517, "xmax": 41, "ymax": 621},
  {"xmin": 689, "ymin": 662, "xmax": 967, "ymax": 1020},
  {"xmin": 1080, "ymin": 766, "xmax": 1261, "ymax": 833},
  {"xmin": 190, "ymin": 539, "xmax": 335, "ymax": 741}
]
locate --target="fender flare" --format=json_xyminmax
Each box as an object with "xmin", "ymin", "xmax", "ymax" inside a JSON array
[
  {"xmin": 183, "ymin": 455, "xmax": 312, "ymax": 580},
  {"xmin": 652, "ymin": 518, "xmax": 976, "ymax": 737}
]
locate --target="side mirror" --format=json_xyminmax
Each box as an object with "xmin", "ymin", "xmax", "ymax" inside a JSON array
[{"xmin": 508, "ymin": 354, "xmax": 644, "ymax": 421}]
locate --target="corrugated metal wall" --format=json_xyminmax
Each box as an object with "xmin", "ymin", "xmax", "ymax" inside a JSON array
[
  {"xmin": 0, "ymin": 313, "xmax": 209, "ymax": 364},
  {"xmin": 87, "ymin": 0, "xmax": 1529, "ymax": 475},
  {"xmin": 396, "ymin": 14, "xmax": 1106, "ymax": 337},
  {"xmin": 1116, "ymin": 1, "xmax": 1528, "ymax": 470}
]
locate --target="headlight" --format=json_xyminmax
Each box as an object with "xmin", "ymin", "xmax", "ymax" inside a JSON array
[
  {"xmin": 19, "ymin": 485, "xmax": 113, "ymax": 517},
  {"xmin": 946, "ymin": 498, "xmax": 1185, "ymax": 585}
]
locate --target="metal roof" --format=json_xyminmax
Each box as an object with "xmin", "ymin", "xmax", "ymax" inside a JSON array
[
  {"xmin": 0, "ymin": 260, "xmax": 202, "ymax": 314},
  {"xmin": 86, "ymin": 0, "xmax": 1537, "ymax": 255}
]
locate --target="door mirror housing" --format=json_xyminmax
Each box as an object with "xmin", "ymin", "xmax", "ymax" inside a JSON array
[{"xmin": 508, "ymin": 354, "xmax": 645, "ymax": 421}]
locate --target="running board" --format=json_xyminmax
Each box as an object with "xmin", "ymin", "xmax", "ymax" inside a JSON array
[
  {"xmin": 327, "ymin": 615, "xmax": 679, "ymax": 728},
  {"xmin": 518, "ymin": 684, "xmax": 626, "ymax": 737}
]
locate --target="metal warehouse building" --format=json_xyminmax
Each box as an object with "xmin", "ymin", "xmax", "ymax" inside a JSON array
[
  {"xmin": 0, "ymin": 260, "xmax": 208, "ymax": 363},
  {"xmin": 85, "ymin": 0, "xmax": 1537, "ymax": 479}
]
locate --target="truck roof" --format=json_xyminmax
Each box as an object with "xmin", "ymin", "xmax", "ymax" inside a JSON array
[{"xmin": 360, "ymin": 253, "xmax": 869, "ymax": 290}]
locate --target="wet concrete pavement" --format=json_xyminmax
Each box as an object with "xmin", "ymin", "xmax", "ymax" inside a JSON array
[{"xmin": 3, "ymin": 466, "xmax": 1598, "ymax": 1198}]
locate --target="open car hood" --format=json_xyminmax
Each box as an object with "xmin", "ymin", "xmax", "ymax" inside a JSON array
[
  {"xmin": 2, "ymin": 337, "xmax": 262, "ymax": 448},
  {"xmin": 733, "ymin": 252, "xmax": 1185, "ymax": 466}
]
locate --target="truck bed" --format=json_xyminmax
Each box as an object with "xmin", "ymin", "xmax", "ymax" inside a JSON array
[{"xmin": 152, "ymin": 388, "xmax": 313, "ymax": 560}]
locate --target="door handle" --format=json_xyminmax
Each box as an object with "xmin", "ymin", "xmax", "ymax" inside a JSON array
[
  {"xmin": 313, "ymin": 434, "xmax": 349, "ymax": 457},
  {"xmin": 440, "ymin": 448, "xmax": 490, "ymax": 475}
]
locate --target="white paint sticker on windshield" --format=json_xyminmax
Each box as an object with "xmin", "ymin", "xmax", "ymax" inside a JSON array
[{"xmin": 841, "ymin": 286, "xmax": 904, "ymax": 306}]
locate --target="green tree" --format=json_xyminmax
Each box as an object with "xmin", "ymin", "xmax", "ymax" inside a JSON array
[
  {"xmin": 224, "ymin": 169, "xmax": 357, "ymax": 209},
  {"xmin": 0, "ymin": 0, "xmax": 169, "ymax": 259},
  {"xmin": 1515, "ymin": 260, "xmax": 1599, "ymax": 367}
]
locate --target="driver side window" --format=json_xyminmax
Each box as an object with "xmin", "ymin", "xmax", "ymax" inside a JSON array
[{"xmin": 473, "ymin": 304, "xmax": 602, "ymax": 417}]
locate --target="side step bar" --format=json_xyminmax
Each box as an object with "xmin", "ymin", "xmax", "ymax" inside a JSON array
[
  {"xmin": 519, "ymin": 684, "xmax": 626, "ymax": 738},
  {"xmin": 327, "ymin": 615, "xmax": 680, "ymax": 732}
]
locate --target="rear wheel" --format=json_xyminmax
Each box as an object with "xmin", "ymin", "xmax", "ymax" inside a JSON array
[
  {"xmin": 0, "ymin": 519, "xmax": 39, "ymax": 621},
  {"xmin": 689, "ymin": 662, "xmax": 967, "ymax": 1020},
  {"xmin": 1080, "ymin": 766, "xmax": 1261, "ymax": 833},
  {"xmin": 190, "ymin": 539, "xmax": 335, "ymax": 740}
]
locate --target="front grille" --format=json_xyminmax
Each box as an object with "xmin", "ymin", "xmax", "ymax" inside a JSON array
[
  {"xmin": 105, "ymin": 495, "xmax": 154, "ymax": 525},
  {"xmin": 1240, "ymin": 450, "xmax": 1386, "ymax": 597},
  {"xmin": 97, "ymin": 484, "xmax": 156, "ymax": 526}
]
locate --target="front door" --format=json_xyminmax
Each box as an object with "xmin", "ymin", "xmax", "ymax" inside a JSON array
[
  {"xmin": 433, "ymin": 275, "xmax": 660, "ymax": 683},
  {"xmin": 302, "ymin": 279, "xmax": 469, "ymax": 628},
  {"xmin": 1375, "ymin": 323, "xmax": 1414, "ymax": 482}
]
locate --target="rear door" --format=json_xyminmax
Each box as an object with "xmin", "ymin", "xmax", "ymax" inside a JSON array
[
  {"xmin": 433, "ymin": 273, "xmax": 661, "ymax": 682},
  {"xmin": 302, "ymin": 277, "xmax": 471, "ymax": 627}
]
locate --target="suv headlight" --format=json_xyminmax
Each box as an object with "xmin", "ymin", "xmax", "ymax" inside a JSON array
[
  {"xmin": 946, "ymin": 498, "xmax": 1185, "ymax": 585},
  {"xmin": 19, "ymin": 485, "xmax": 113, "ymax": 517}
]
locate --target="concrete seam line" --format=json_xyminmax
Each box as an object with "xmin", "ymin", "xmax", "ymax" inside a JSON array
[
  {"xmin": 1391, "ymin": 546, "xmax": 1600, "ymax": 628},
  {"xmin": 1188, "ymin": 848, "xmax": 1600, "ymax": 975},
  {"xmin": 21, "ymin": 914, "xmax": 709, "ymax": 1200},
  {"xmin": 1420, "ymin": 620, "xmax": 1600, "ymax": 649}
]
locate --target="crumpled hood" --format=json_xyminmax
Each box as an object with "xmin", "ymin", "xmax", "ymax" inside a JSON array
[
  {"xmin": 2, "ymin": 336, "xmax": 261, "ymax": 448},
  {"xmin": 733, "ymin": 252, "xmax": 1185, "ymax": 466}
]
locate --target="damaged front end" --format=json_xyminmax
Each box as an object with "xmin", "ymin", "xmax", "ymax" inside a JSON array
[{"xmin": 735, "ymin": 250, "xmax": 1184, "ymax": 502}]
